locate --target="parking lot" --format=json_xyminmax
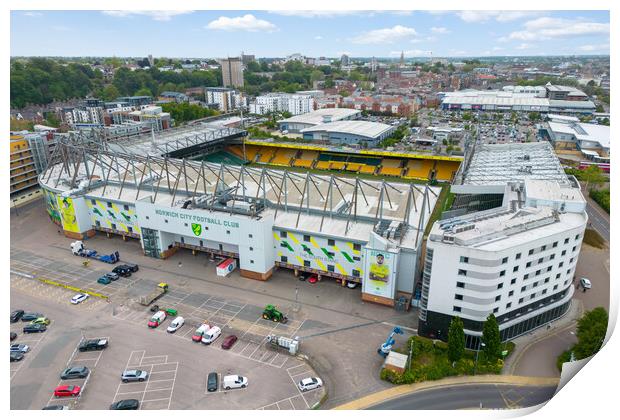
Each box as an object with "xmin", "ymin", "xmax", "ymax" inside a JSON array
[{"xmin": 10, "ymin": 273, "xmax": 324, "ymax": 410}]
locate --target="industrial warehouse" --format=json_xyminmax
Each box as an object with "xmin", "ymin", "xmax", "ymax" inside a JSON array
[{"xmin": 39, "ymin": 125, "xmax": 440, "ymax": 307}]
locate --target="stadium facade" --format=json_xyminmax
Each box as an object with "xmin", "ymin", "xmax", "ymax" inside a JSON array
[{"xmin": 39, "ymin": 125, "xmax": 440, "ymax": 307}]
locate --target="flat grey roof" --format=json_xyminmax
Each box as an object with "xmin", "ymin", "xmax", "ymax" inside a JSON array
[
  {"xmin": 300, "ymin": 120, "xmax": 394, "ymax": 139},
  {"xmin": 279, "ymin": 108, "xmax": 360, "ymax": 126}
]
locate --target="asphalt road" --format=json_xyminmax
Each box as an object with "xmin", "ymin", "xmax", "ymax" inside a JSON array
[
  {"xmin": 585, "ymin": 199, "xmax": 610, "ymax": 242},
  {"xmin": 369, "ymin": 384, "xmax": 557, "ymax": 410}
]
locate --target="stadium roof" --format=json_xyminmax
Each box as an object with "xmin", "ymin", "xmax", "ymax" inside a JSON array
[
  {"xmin": 458, "ymin": 142, "xmax": 570, "ymax": 187},
  {"xmin": 279, "ymin": 108, "xmax": 360, "ymax": 126},
  {"xmin": 548, "ymin": 121, "xmax": 610, "ymax": 149},
  {"xmin": 300, "ymin": 120, "xmax": 394, "ymax": 139}
]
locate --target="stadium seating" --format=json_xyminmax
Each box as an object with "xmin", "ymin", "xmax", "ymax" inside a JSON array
[
  {"xmin": 300, "ymin": 150, "xmax": 319, "ymax": 161},
  {"xmin": 435, "ymin": 161, "xmax": 461, "ymax": 181},
  {"xmin": 359, "ymin": 164, "xmax": 377, "ymax": 175},
  {"xmin": 315, "ymin": 161, "xmax": 331, "ymax": 170},
  {"xmin": 345, "ymin": 163, "xmax": 363, "ymax": 172},
  {"xmin": 381, "ymin": 158, "xmax": 403, "ymax": 168},
  {"xmin": 404, "ymin": 159, "xmax": 434, "ymax": 179},
  {"xmin": 227, "ymin": 145, "xmax": 244, "ymax": 158},
  {"xmin": 379, "ymin": 166, "xmax": 403, "ymax": 177},
  {"xmin": 272, "ymin": 149, "xmax": 296, "ymax": 166},
  {"xmin": 257, "ymin": 149, "xmax": 275, "ymax": 164},
  {"xmin": 293, "ymin": 159, "xmax": 314, "ymax": 168}
]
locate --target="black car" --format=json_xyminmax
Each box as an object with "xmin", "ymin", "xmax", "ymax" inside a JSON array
[
  {"xmin": 124, "ymin": 263, "xmax": 139, "ymax": 272},
  {"xmin": 11, "ymin": 309, "xmax": 24, "ymax": 323},
  {"xmin": 10, "ymin": 351, "xmax": 24, "ymax": 362},
  {"xmin": 42, "ymin": 405, "xmax": 69, "ymax": 410},
  {"xmin": 23, "ymin": 324, "xmax": 46, "ymax": 334},
  {"xmin": 110, "ymin": 399, "xmax": 139, "ymax": 410},
  {"xmin": 207, "ymin": 371, "xmax": 219, "ymax": 392},
  {"xmin": 61, "ymin": 366, "xmax": 90, "ymax": 380},
  {"xmin": 112, "ymin": 265, "xmax": 132, "ymax": 277},
  {"xmin": 21, "ymin": 312, "xmax": 43, "ymax": 322},
  {"xmin": 10, "ymin": 332, "xmax": 17, "ymax": 341},
  {"xmin": 79, "ymin": 338, "xmax": 108, "ymax": 352}
]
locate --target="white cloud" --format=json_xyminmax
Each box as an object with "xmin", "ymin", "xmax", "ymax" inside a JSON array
[
  {"xmin": 23, "ymin": 11, "xmax": 42, "ymax": 17},
  {"xmin": 314, "ymin": 35, "xmax": 323, "ymax": 40},
  {"xmin": 350, "ymin": 25, "xmax": 417, "ymax": 44},
  {"xmin": 457, "ymin": 11, "xmax": 540, "ymax": 23},
  {"xmin": 206, "ymin": 14, "xmax": 277, "ymax": 32},
  {"xmin": 269, "ymin": 10, "xmax": 358, "ymax": 18},
  {"xmin": 430, "ymin": 26, "xmax": 450, "ymax": 34},
  {"xmin": 516, "ymin": 43, "xmax": 532, "ymax": 50},
  {"xmin": 578, "ymin": 43, "xmax": 610, "ymax": 52},
  {"xmin": 508, "ymin": 17, "xmax": 610, "ymax": 41},
  {"xmin": 492, "ymin": 46, "xmax": 505, "ymax": 51},
  {"xmin": 102, "ymin": 10, "xmax": 193, "ymax": 21}
]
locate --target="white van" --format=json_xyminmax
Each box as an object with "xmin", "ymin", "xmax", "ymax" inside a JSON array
[
  {"xmin": 222, "ymin": 375, "xmax": 248, "ymax": 390},
  {"xmin": 167, "ymin": 316, "xmax": 185, "ymax": 333},
  {"xmin": 201, "ymin": 326, "xmax": 222, "ymax": 344},
  {"xmin": 148, "ymin": 311, "xmax": 167, "ymax": 328}
]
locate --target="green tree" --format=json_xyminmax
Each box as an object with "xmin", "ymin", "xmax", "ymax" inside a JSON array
[
  {"xmin": 134, "ymin": 87, "xmax": 153, "ymax": 97},
  {"xmin": 595, "ymin": 104, "xmax": 605, "ymax": 113},
  {"xmin": 573, "ymin": 307, "xmax": 608, "ymax": 359},
  {"xmin": 528, "ymin": 111, "xmax": 541, "ymax": 121},
  {"xmin": 447, "ymin": 316, "xmax": 465, "ymax": 363},
  {"xmin": 461, "ymin": 111, "xmax": 472, "ymax": 121},
  {"xmin": 481, "ymin": 313, "xmax": 501, "ymax": 362},
  {"xmin": 581, "ymin": 165, "xmax": 606, "ymax": 192},
  {"xmin": 102, "ymin": 85, "xmax": 121, "ymax": 101},
  {"xmin": 246, "ymin": 61, "xmax": 260, "ymax": 73}
]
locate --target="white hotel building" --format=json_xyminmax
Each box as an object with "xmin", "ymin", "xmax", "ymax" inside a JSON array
[
  {"xmin": 249, "ymin": 93, "xmax": 314, "ymax": 116},
  {"xmin": 418, "ymin": 142, "xmax": 587, "ymax": 348}
]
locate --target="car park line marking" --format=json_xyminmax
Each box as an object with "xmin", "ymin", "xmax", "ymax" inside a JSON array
[{"xmin": 141, "ymin": 397, "xmax": 170, "ymax": 403}]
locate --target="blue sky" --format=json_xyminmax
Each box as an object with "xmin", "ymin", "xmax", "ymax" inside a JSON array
[{"xmin": 10, "ymin": 10, "xmax": 610, "ymax": 58}]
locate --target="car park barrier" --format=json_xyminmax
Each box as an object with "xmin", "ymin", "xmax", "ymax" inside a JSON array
[{"xmin": 36, "ymin": 277, "xmax": 109, "ymax": 300}]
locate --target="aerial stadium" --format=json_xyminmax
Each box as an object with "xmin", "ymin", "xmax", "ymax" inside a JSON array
[{"xmin": 39, "ymin": 123, "xmax": 462, "ymax": 307}]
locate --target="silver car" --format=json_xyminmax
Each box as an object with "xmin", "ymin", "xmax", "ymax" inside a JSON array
[
  {"xmin": 121, "ymin": 369, "xmax": 148, "ymax": 383},
  {"xmin": 10, "ymin": 344, "xmax": 30, "ymax": 353}
]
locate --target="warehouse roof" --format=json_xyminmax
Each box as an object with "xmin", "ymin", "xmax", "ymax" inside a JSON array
[
  {"xmin": 300, "ymin": 120, "xmax": 394, "ymax": 139},
  {"xmin": 548, "ymin": 121, "xmax": 610, "ymax": 149},
  {"xmin": 279, "ymin": 108, "xmax": 360, "ymax": 126}
]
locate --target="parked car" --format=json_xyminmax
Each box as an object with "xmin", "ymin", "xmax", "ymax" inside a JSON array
[
  {"xmin": 221, "ymin": 335, "xmax": 238, "ymax": 350},
  {"xmin": 124, "ymin": 263, "xmax": 139, "ymax": 272},
  {"xmin": 79, "ymin": 338, "xmax": 108, "ymax": 352},
  {"xmin": 29, "ymin": 317, "xmax": 51, "ymax": 326},
  {"xmin": 71, "ymin": 293, "xmax": 89, "ymax": 305},
  {"xmin": 121, "ymin": 369, "xmax": 148, "ymax": 383},
  {"xmin": 307, "ymin": 275, "xmax": 318, "ymax": 284},
  {"xmin": 580, "ymin": 277, "xmax": 592, "ymax": 289},
  {"xmin": 97, "ymin": 276, "xmax": 111, "ymax": 285},
  {"xmin": 21, "ymin": 312, "xmax": 43, "ymax": 322},
  {"xmin": 42, "ymin": 405, "xmax": 69, "ymax": 410},
  {"xmin": 167, "ymin": 316, "xmax": 185, "ymax": 333},
  {"xmin": 148, "ymin": 311, "xmax": 166, "ymax": 328},
  {"xmin": 23, "ymin": 324, "xmax": 46, "ymax": 334},
  {"xmin": 54, "ymin": 385, "xmax": 81, "ymax": 398},
  {"xmin": 201, "ymin": 326, "xmax": 222, "ymax": 345},
  {"xmin": 298, "ymin": 377, "xmax": 323, "ymax": 392},
  {"xmin": 10, "ymin": 351, "xmax": 24, "ymax": 362},
  {"xmin": 10, "ymin": 332, "xmax": 17, "ymax": 341},
  {"xmin": 110, "ymin": 399, "xmax": 139, "ymax": 410},
  {"xmin": 11, "ymin": 309, "xmax": 24, "ymax": 323},
  {"xmin": 192, "ymin": 323, "xmax": 210, "ymax": 342},
  {"xmin": 10, "ymin": 344, "xmax": 30, "ymax": 353},
  {"xmin": 104, "ymin": 272, "xmax": 120, "ymax": 281},
  {"xmin": 222, "ymin": 375, "xmax": 247, "ymax": 390},
  {"xmin": 61, "ymin": 366, "xmax": 90, "ymax": 380},
  {"xmin": 207, "ymin": 372, "xmax": 219, "ymax": 392},
  {"xmin": 112, "ymin": 265, "xmax": 132, "ymax": 277}
]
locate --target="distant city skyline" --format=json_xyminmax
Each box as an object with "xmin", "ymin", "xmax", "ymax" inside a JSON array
[{"xmin": 11, "ymin": 10, "xmax": 610, "ymax": 58}]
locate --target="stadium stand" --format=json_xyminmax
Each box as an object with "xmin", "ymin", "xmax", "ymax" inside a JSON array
[
  {"xmin": 381, "ymin": 158, "xmax": 403, "ymax": 168},
  {"xmin": 200, "ymin": 151, "xmax": 247, "ymax": 166},
  {"xmin": 292, "ymin": 159, "xmax": 314, "ymax": 168},
  {"xmin": 359, "ymin": 164, "xmax": 378, "ymax": 175},
  {"xmin": 435, "ymin": 161, "xmax": 461, "ymax": 181},
  {"xmin": 345, "ymin": 163, "xmax": 363, "ymax": 172},
  {"xmin": 257, "ymin": 148, "xmax": 275, "ymax": 164},
  {"xmin": 379, "ymin": 166, "xmax": 404, "ymax": 177},
  {"xmin": 315, "ymin": 161, "xmax": 331, "ymax": 170},
  {"xmin": 272, "ymin": 149, "xmax": 297, "ymax": 166},
  {"xmin": 331, "ymin": 161, "xmax": 346, "ymax": 170},
  {"xmin": 404, "ymin": 159, "xmax": 434, "ymax": 179}
]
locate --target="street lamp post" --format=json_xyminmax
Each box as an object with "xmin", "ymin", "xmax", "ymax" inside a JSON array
[{"xmin": 474, "ymin": 340, "xmax": 485, "ymax": 375}]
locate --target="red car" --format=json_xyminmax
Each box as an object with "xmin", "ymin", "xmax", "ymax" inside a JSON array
[
  {"xmin": 54, "ymin": 385, "xmax": 81, "ymax": 398},
  {"xmin": 221, "ymin": 335, "xmax": 238, "ymax": 350},
  {"xmin": 308, "ymin": 275, "xmax": 318, "ymax": 284}
]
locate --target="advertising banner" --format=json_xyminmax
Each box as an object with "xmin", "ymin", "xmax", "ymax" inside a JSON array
[
  {"xmin": 362, "ymin": 248, "xmax": 398, "ymax": 299},
  {"xmin": 56, "ymin": 195, "xmax": 80, "ymax": 232}
]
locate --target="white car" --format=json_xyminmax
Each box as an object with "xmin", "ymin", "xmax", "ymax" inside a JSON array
[
  {"xmin": 71, "ymin": 293, "xmax": 89, "ymax": 304},
  {"xmin": 167, "ymin": 316, "xmax": 185, "ymax": 333},
  {"xmin": 580, "ymin": 278, "xmax": 592, "ymax": 289},
  {"xmin": 222, "ymin": 375, "xmax": 248, "ymax": 390},
  {"xmin": 298, "ymin": 377, "xmax": 323, "ymax": 392}
]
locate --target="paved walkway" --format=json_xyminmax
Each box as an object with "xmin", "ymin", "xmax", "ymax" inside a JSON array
[{"xmin": 333, "ymin": 375, "xmax": 559, "ymax": 410}]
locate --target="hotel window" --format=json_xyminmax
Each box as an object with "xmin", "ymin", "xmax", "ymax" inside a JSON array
[
  {"xmin": 550, "ymin": 254, "xmax": 555, "ymax": 260},
  {"xmin": 552, "ymin": 241, "xmax": 558, "ymax": 248},
  {"xmin": 575, "ymin": 234, "xmax": 580, "ymax": 240},
  {"xmin": 456, "ymin": 281, "xmax": 465, "ymax": 288},
  {"xmin": 499, "ymin": 270, "xmax": 505, "ymax": 277},
  {"xmin": 502, "ymin": 257, "xmax": 508, "ymax": 264},
  {"xmin": 513, "ymin": 266, "xmax": 519, "ymax": 272},
  {"xmin": 453, "ymin": 306, "xmax": 461, "ymax": 313},
  {"xmin": 564, "ymin": 238, "xmax": 569, "ymax": 244},
  {"xmin": 541, "ymin": 245, "xmax": 546, "ymax": 251},
  {"xmin": 535, "ymin": 270, "xmax": 541, "ymax": 276},
  {"xmin": 460, "ymin": 256, "xmax": 469, "ymax": 263},
  {"xmin": 249, "ymin": 234, "xmax": 253, "ymax": 238},
  {"xmin": 516, "ymin": 253, "xmax": 522, "ymax": 260},
  {"xmin": 458, "ymin": 269, "xmax": 467, "ymax": 276},
  {"xmin": 506, "ymin": 302, "xmax": 512, "ymax": 309},
  {"xmin": 511, "ymin": 278, "xmax": 516, "ymax": 285},
  {"xmin": 455, "ymin": 294, "xmax": 463, "ymax": 301},
  {"xmin": 495, "ymin": 295, "xmax": 501, "ymax": 302},
  {"xmin": 526, "ymin": 262, "xmax": 532, "ymax": 268},
  {"xmin": 521, "ymin": 286, "xmax": 527, "ymax": 292},
  {"xmin": 533, "ymin": 281, "xmax": 538, "ymax": 287},
  {"xmin": 544, "ymin": 277, "xmax": 550, "ymax": 284},
  {"xmin": 561, "ymin": 250, "xmax": 566, "ymax": 256},
  {"xmin": 508, "ymin": 290, "xmax": 514, "ymax": 297},
  {"xmin": 538, "ymin": 258, "xmax": 544, "ymax": 264},
  {"xmin": 493, "ymin": 308, "xmax": 499, "ymax": 314},
  {"xmin": 524, "ymin": 274, "xmax": 529, "ymax": 280},
  {"xmin": 528, "ymin": 249, "xmax": 534, "ymax": 255},
  {"xmin": 519, "ymin": 298, "xmax": 524, "ymax": 304},
  {"xmin": 497, "ymin": 283, "xmax": 504, "ymax": 289},
  {"xmin": 530, "ymin": 293, "xmax": 536, "ymax": 299}
]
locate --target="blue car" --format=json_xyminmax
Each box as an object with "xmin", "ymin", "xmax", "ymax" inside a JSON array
[{"xmin": 97, "ymin": 276, "xmax": 111, "ymax": 285}]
